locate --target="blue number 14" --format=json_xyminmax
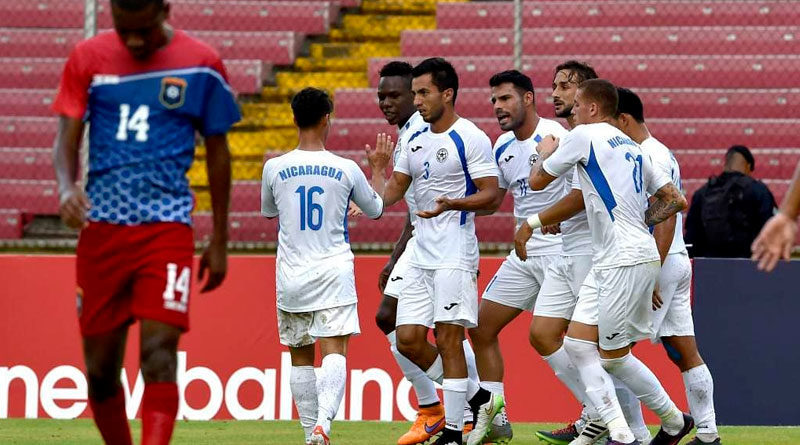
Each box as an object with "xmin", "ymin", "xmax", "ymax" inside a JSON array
[
  {"xmin": 295, "ymin": 186, "xmax": 324, "ymax": 230},
  {"xmin": 625, "ymin": 152, "xmax": 643, "ymax": 193}
]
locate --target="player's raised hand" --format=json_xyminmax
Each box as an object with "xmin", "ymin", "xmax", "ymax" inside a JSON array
[
  {"xmin": 751, "ymin": 212, "xmax": 797, "ymax": 272},
  {"xmin": 366, "ymin": 132, "xmax": 394, "ymax": 172},
  {"xmin": 348, "ymin": 201, "xmax": 363, "ymax": 218},
  {"xmin": 514, "ymin": 223, "xmax": 533, "ymax": 261},
  {"xmin": 198, "ymin": 239, "xmax": 228, "ymax": 292},
  {"xmin": 536, "ymin": 135, "xmax": 560, "ymax": 159},
  {"xmin": 416, "ymin": 196, "xmax": 453, "ymax": 219},
  {"xmin": 59, "ymin": 183, "xmax": 91, "ymax": 230}
]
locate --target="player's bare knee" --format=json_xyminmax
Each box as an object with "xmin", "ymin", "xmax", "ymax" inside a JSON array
[
  {"xmin": 395, "ymin": 330, "xmax": 421, "ymax": 361},
  {"xmin": 140, "ymin": 330, "xmax": 180, "ymax": 382},
  {"xmin": 433, "ymin": 327, "xmax": 463, "ymax": 357}
]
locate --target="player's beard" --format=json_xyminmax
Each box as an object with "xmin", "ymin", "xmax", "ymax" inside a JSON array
[{"xmin": 555, "ymin": 104, "xmax": 573, "ymax": 118}]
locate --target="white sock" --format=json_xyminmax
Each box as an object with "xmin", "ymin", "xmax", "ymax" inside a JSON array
[
  {"xmin": 563, "ymin": 337, "xmax": 634, "ymax": 443},
  {"xmin": 612, "ymin": 374, "xmax": 650, "ymax": 442},
  {"xmin": 315, "ymin": 353, "xmax": 347, "ymax": 435},
  {"xmin": 683, "ymin": 364, "xmax": 719, "ymax": 439},
  {"xmin": 480, "ymin": 381, "xmax": 504, "ymax": 396},
  {"xmin": 290, "ymin": 366, "xmax": 318, "ymax": 441},
  {"xmin": 601, "ymin": 353, "xmax": 684, "ymax": 436},
  {"xmin": 388, "ymin": 332, "xmax": 440, "ymax": 406},
  {"xmin": 442, "ymin": 378, "xmax": 468, "ymax": 432},
  {"xmin": 543, "ymin": 345, "xmax": 600, "ymax": 420},
  {"xmin": 464, "ymin": 339, "xmax": 481, "ymax": 400},
  {"xmin": 425, "ymin": 355, "xmax": 444, "ymax": 385}
]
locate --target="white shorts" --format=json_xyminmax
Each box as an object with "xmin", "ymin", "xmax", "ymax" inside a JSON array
[
  {"xmin": 396, "ymin": 267, "xmax": 479, "ymax": 328},
  {"xmin": 534, "ymin": 254, "xmax": 593, "ymax": 319},
  {"xmin": 651, "ymin": 252, "xmax": 694, "ymax": 340},
  {"xmin": 384, "ymin": 237, "xmax": 417, "ymax": 298},
  {"xmin": 574, "ymin": 262, "xmax": 660, "ymax": 350},
  {"xmin": 482, "ymin": 253, "xmax": 560, "ymax": 312},
  {"xmin": 277, "ymin": 303, "xmax": 360, "ymax": 348}
]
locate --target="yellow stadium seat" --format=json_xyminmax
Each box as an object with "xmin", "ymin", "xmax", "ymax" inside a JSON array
[
  {"xmin": 310, "ymin": 42, "xmax": 400, "ymax": 59},
  {"xmin": 339, "ymin": 15, "xmax": 435, "ymax": 40},
  {"xmin": 361, "ymin": 0, "xmax": 466, "ymax": 15},
  {"xmin": 276, "ymin": 72, "xmax": 368, "ymax": 91}
]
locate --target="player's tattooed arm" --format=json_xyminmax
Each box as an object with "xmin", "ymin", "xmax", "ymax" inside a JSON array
[
  {"xmin": 53, "ymin": 116, "xmax": 89, "ymax": 229},
  {"xmin": 649, "ymin": 196, "xmax": 676, "ymax": 265},
  {"xmin": 645, "ymin": 183, "xmax": 687, "ymax": 226}
]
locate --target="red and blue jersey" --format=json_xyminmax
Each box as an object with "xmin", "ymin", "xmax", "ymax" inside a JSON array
[{"xmin": 53, "ymin": 30, "xmax": 241, "ymax": 225}]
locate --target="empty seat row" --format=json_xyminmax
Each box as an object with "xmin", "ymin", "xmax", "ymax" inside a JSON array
[
  {"xmin": 334, "ymin": 87, "xmax": 800, "ymax": 120},
  {"xmin": 0, "ymin": 58, "xmax": 269, "ymax": 94},
  {"xmin": 403, "ymin": 26, "xmax": 800, "ymax": 57},
  {"xmin": 368, "ymin": 55, "xmax": 800, "ymax": 89},
  {"xmin": 436, "ymin": 1, "xmax": 800, "ymax": 30},
  {"xmin": 0, "ymin": 28, "xmax": 303, "ymax": 65},
  {"xmin": 675, "ymin": 149, "xmax": 800, "ymax": 180}
]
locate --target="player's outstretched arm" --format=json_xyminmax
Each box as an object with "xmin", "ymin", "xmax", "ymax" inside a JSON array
[
  {"xmin": 198, "ymin": 134, "xmax": 231, "ymax": 293},
  {"xmin": 752, "ymin": 161, "xmax": 800, "ymax": 271},
  {"xmin": 379, "ymin": 213, "xmax": 414, "ymax": 292},
  {"xmin": 53, "ymin": 116, "xmax": 89, "ymax": 229},
  {"xmin": 417, "ymin": 176, "xmax": 500, "ymax": 219},
  {"xmin": 474, "ymin": 188, "xmax": 507, "ymax": 216},
  {"xmin": 645, "ymin": 183, "xmax": 687, "ymax": 227}
]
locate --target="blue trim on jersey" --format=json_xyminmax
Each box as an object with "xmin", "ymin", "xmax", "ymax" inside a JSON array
[
  {"xmin": 450, "ymin": 130, "xmax": 476, "ymax": 226},
  {"xmin": 583, "ymin": 143, "xmax": 617, "ymax": 222},
  {"xmin": 343, "ymin": 189, "xmax": 353, "ymax": 243},
  {"xmin": 494, "ymin": 137, "xmax": 515, "ymax": 165},
  {"xmin": 533, "ymin": 134, "xmax": 542, "ymax": 143},
  {"xmin": 407, "ymin": 127, "xmax": 429, "ymax": 144}
]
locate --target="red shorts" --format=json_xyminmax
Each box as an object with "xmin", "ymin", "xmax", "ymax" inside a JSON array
[{"xmin": 76, "ymin": 222, "xmax": 194, "ymax": 336}]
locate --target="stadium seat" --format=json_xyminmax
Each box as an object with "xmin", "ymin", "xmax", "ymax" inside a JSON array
[
  {"xmin": 475, "ymin": 212, "xmax": 517, "ymax": 243},
  {"xmin": 646, "ymin": 119, "xmax": 800, "ymax": 150},
  {"xmin": 368, "ymin": 55, "xmax": 800, "ymax": 89},
  {"xmin": 0, "ymin": 116, "xmax": 57, "ymax": 148},
  {"xmin": 436, "ymin": 1, "xmax": 800, "ymax": 30},
  {"xmin": 0, "ymin": 58, "xmax": 269, "ymax": 94},
  {"xmin": 0, "ymin": 147, "xmax": 54, "ymax": 180},
  {"xmin": 0, "ymin": 0, "xmax": 84, "ymax": 28},
  {"xmin": 674, "ymin": 148, "xmax": 800, "ymax": 181},
  {"xmin": 402, "ymin": 26, "xmax": 800, "ymax": 57},
  {"xmin": 0, "ymin": 209, "xmax": 22, "ymax": 239},
  {"xmin": 0, "ymin": 179, "xmax": 58, "ymax": 214},
  {"xmin": 0, "ymin": 89, "xmax": 56, "ymax": 117}
]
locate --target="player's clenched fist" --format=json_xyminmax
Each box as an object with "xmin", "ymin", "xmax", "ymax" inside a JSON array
[
  {"xmin": 366, "ymin": 132, "xmax": 394, "ymax": 172},
  {"xmin": 535, "ymin": 135, "xmax": 560, "ymax": 159},
  {"xmin": 59, "ymin": 183, "xmax": 91, "ymax": 229}
]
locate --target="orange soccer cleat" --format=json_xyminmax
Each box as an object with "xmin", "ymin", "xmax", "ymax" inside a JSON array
[{"xmin": 398, "ymin": 404, "xmax": 446, "ymax": 445}]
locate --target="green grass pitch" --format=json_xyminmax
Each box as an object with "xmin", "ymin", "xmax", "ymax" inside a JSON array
[{"xmin": 0, "ymin": 419, "xmax": 798, "ymax": 444}]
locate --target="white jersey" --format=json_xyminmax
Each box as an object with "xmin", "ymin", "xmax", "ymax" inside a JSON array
[
  {"xmin": 395, "ymin": 111, "xmax": 426, "ymax": 226},
  {"xmin": 641, "ymin": 136, "xmax": 688, "ymax": 255},
  {"xmin": 543, "ymin": 122, "xmax": 671, "ymax": 270},
  {"xmin": 395, "ymin": 117, "xmax": 498, "ymax": 271},
  {"xmin": 261, "ymin": 149, "xmax": 384, "ymax": 311},
  {"xmin": 493, "ymin": 117, "xmax": 568, "ymax": 256},
  {"xmin": 560, "ymin": 167, "xmax": 593, "ymax": 256}
]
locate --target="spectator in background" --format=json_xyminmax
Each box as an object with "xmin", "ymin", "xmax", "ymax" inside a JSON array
[{"xmin": 685, "ymin": 145, "xmax": 776, "ymax": 258}]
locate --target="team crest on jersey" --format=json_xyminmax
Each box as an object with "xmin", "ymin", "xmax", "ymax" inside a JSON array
[
  {"xmin": 436, "ymin": 148, "xmax": 448, "ymax": 163},
  {"xmin": 529, "ymin": 153, "xmax": 539, "ymax": 166},
  {"xmin": 159, "ymin": 77, "xmax": 187, "ymax": 109}
]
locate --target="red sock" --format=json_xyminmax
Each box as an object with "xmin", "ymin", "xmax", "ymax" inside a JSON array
[
  {"xmin": 141, "ymin": 382, "xmax": 179, "ymax": 445},
  {"xmin": 89, "ymin": 386, "xmax": 132, "ymax": 445}
]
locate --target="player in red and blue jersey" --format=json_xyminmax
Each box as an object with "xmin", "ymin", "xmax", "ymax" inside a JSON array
[{"xmin": 52, "ymin": 1, "xmax": 240, "ymax": 443}]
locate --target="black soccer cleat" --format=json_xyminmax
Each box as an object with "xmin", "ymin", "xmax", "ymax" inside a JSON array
[
  {"xmin": 650, "ymin": 413, "xmax": 695, "ymax": 445},
  {"xmin": 534, "ymin": 423, "xmax": 579, "ymax": 444}
]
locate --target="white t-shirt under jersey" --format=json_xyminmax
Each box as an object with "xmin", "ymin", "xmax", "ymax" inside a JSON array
[
  {"xmin": 543, "ymin": 122, "xmax": 671, "ymax": 270},
  {"xmin": 261, "ymin": 149, "xmax": 384, "ymax": 311},
  {"xmin": 395, "ymin": 111, "xmax": 426, "ymax": 226},
  {"xmin": 394, "ymin": 117, "xmax": 498, "ymax": 271},
  {"xmin": 641, "ymin": 136, "xmax": 688, "ymax": 255},
  {"xmin": 493, "ymin": 117, "xmax": 568, "ymax": 256}
]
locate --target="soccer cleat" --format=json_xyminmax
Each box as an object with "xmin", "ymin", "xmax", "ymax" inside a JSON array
[
  {"xmin": 309, "ymin": 426, "xmax": 330, "ymax": 445},
  {"xmin": 649, "ymin": 413, "xmax": 695, "ymax": 445},
  {"xmin": 535, "ymin": 423, "xmax": 580, "ymax": 444},
  {"xmin": 685, "ymin": 437, "xmax": 721, "ymax": 445},
  {"xmin": 483, "ymin": 406, "xmax": 513, "ymax": 444},
  {"xmin": 397, "ymin": 404, "xmax": 445, "ymax": 445},
  {"xmin": 434, "ymin": 427, "xmax": 463, "ymax": 445},
  {"xmin": 569, "ymin": 420, "xmax": 609, "ymax": 444},
  {"xmin": 466, "ymin": 393, "xmax": 504, "ymax": 445}
]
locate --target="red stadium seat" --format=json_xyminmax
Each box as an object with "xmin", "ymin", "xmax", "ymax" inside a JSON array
[
  {"xmin": 475, "ymin": 213, "xmax": 517, "ymax": 243},
  {"xmin": 0, "ymin": 58, "xmax": 268, "ymax": 94},
  {"xmin": 0, "ymin": 209, "xmax": 22, "ymax": 239},
  {"xmin": 674, "ymin": 148, "xmax": 800, "ymax": 181},
  {"xmin": 436, "ymin": 1, "xmax": 800, "ymax": 30},
  {"xmin": 0, "ymin": 29, "xmax": 83, "ymax": 58},
  {"xmin": 0, "ymin": 179, "xmax": 59, "ymax": 214},
  {"xmin": 0, "ymin": 0, "xmax": 84, "ymax": 28},
  {"xmin": 0, "ymin": 147, "xmax": 54, "ymax": 180},
  {"xmin": 0, "ymin": 89, "xmax": 57, "ymax": 117},
  {"xmin": 403, "ymin": 26, "xmax": 800, "ymax": 57},
  {"xmin": 0, "ymin": 117, "xmax": 57, "ymax": 148},
  {"xmin": 646, "ymin": 119, "xmax": 800, "ymax": 150}
]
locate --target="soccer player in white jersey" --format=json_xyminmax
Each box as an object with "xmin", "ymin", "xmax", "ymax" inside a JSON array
[
  {"xmin": 526, "ymin": 79, "xmax": 691, "ymax": 445},
  {"xmin": 261, "ymin": 88, "xmax": 386, "ymax": 445},
  {"xmin": 465, "ymin": 69, "xmax": 567, "ymax": 443},
  {"xmin": 615, "ymin": 87, "xmax": 721, "ymax": 445},
  {"xmin": 368, "ymin": 57, "xmax": 500, "ymax": 445},
  {"xmin": 373, "ymin": 61, "xmax": 451, "ymax": 445}
]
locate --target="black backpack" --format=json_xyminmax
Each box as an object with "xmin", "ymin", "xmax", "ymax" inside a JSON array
[{"xmin": 699, "ymin": 173, "xmax": 755, "ymax": 255}]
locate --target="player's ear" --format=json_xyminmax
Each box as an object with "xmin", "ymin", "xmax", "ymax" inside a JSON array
[{"xmin": 524, "ymin": 91, "xmax": 534, "ymax": 107}]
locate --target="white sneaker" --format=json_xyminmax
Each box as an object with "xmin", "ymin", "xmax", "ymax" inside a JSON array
[
  {"xmin": 466, "ymin": 393, "xmax": 504, "ymax": 445},
  {"xmin": 568, "ymin": 419, "xmax": 608, "ymax": 445}
]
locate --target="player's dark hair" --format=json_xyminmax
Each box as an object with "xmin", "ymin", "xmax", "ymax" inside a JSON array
[
  {"xmin": 111, "ymin": 0, "xmax": 164, "ymax": 11},
  {"xmin": 411, "ymin": 57, "xmax": 459, "ymax": 104},
  {"xmin": 489, "ymin": 70, "xmax": 534, "ymax": 94},
  {"xmin": 380, "ymin": 61, "xmax": 413, "ymax": 79},
  {"xmin": 555, "ymin": 60, "xmax": 598, "ymax": 85},
  {"xmin": 726, "ymin": 145, "xmax": 756, "ymax": 171},
  {"xmin": 616, "ymin": 87, "xmax": 645, "ymax": 123},
  {"xmin": 291, "ymin": 87, "xmax": 333, "ymax": 129},
  {"xmin": 578, "ymin": 79, "xmax": 618, "ymax": 118}
]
